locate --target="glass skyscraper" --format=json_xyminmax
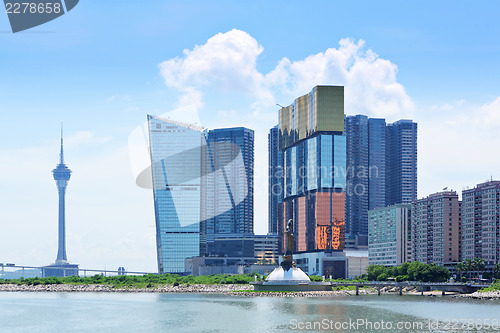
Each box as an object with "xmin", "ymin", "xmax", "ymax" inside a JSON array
[
  {"xmin": 345, "ymin": 115, "xmax": 370, "ymax": 240},
  {"xmin": 148, "ymin": 116, "xmax": 255, "ymax": 272},
  {"xmin": 278, "ymin": 86, "xmax": 346, "ymax": 253},
  {"xmin": 385, "ymin": 120, "xmax": 418, "ymax": 206},
  {"xmin": 345, "ymin": 116, "xmax": 387, "ymax": 243},
  {"xmin": 201, "ymin": 127, "xmax": 254, "ymax": 255},
  {"xmin": 345, "ymin": 116, "xmax": 416, "ymax": 246},
  {"xmin": 268, "ymin": 125, "xmax": 283, "ymax": 235},
  {"xmin": 148, "ymin": 115, "xmax": 205, "ymax": 274}
]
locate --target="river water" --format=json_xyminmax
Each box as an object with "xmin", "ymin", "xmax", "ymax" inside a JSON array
[{"xmin": 1, "ymin": 292, "xmax": 499, "ymax": 332}]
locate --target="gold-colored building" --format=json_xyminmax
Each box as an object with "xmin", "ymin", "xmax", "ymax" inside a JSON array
[
  {"xmin": 279, "ymin": 86, "xmax": 344, "ymax": 150},
  {"xmin": 277, "ymin": 86, "xmax": 346, "ymax": 254}
]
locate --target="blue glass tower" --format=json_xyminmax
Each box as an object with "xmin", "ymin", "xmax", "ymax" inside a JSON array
[
  {"xmin": 345, "ymin": 116, "xmax": 416, "ymax": 247},
  {"xmin": 367, "ymin": 118, "xmax": 386, "ymax": 210},
  {"xmin": 345, "ymin": 115, "xmax": 369, "ymax": 239},
  {"xmin": 268, "ymin": 125, "xmax": 283, "ymax": 235},
  {"xmin": 52, "ymin": 128, "xmax": 71, "ymax": 264},
  {"xmin": 345, "ymin": 116, "xmax": 387, "ymax": 242},
  {"xmin": 385, "ymin": 120, "xmax": 418, "ymax": 206},
  {"xmin": 201, "ymin": 127, "xmax": 254, "ymax": 255},
  {"xmin": 148, "ymin": 115, "xmax": 204, "ymax": 274}
]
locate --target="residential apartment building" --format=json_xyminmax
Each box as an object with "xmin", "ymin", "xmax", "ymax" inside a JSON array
[
  {"xmin": 412, "ymin": 191, "xmax": 462, "ymax": 265},
  {"xmin": 462, "ymin": 180, "xmax": 500, "ymax": 267}
]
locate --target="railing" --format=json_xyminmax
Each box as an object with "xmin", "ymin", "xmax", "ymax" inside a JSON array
[{"xmin": 0, "ymin": 264, "xmax": 156, "ymax": 278}]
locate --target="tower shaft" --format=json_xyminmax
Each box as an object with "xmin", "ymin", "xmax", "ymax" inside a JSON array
[
  {"xmin": 56, "ymin": 186, "xmax": 67, "ymax": 263},
  {"xmin": 52, "ymin": 125, "xmax": 71, "ymax": 264}
]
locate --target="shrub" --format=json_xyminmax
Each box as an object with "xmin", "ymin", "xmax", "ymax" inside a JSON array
[
  {"xmin": 395, "ymin": 275, "xmax": 408, "ymax": 282},
  {"xmin": 376, "ymin": 273, "xmax": 388, "ymax": 281}
]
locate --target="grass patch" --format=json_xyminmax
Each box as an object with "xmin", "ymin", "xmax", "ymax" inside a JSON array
[
  {"xmin": 480, "ymin": 280, "xmax": 500, "ymax": 292},
  {"xmin": 232, "ymin": 290, "xmax": 297, "ymax": 293},
  {"xmin": 0, "ymin": 273, "xmax": 260, "ymax": 288}
]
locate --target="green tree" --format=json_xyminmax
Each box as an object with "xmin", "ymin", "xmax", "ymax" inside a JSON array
[
  {"xmin": 367, "ymin": 265, "xmax": 386, "ymax": 281},
  {"xmin": 463, "ymin": 259, "xmax": 473, "ymax": 280},
  {"xmin": 493, "ymin": 263, "xmax": 500, "ymax": 279},
  {"xmin": 455, "ymin": 262, "xmax": 465, "ymax": 280},
  {"xmin": 474, "ymin": 258, "xmax": 485, "ymax": 279},
  {"xmin": 376, "ymin": 272, "xmax": 388, "ymax": 281}
]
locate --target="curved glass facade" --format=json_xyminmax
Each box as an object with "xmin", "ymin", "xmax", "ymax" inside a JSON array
[{"xmin": 148, "ymin": 115, "xmax": 203, "ymax": 274}]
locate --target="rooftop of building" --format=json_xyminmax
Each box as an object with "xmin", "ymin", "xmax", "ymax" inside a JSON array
[
  {"xmin": 463, "ymin": 180, "xmax": 500, "ymax": 192},
  {"xmin": 209, "ymin": 127, "xmax": 254, "ymax": 134},
  {"xmin": 147, "ymin": 114, "xmax": 206, "ymax": 132},
  {"xmin": 368, "ymin": 203, "xmax": 412, "ymax": 213},
  {"xmin": 417, "ymin": 190, "xmax": 459, "ymax": 201},
  {"xmin": 213, "ymin": 234, "xmax": 278, "ymax": 240}
]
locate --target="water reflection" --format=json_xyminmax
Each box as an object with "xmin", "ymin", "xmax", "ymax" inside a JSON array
[{"xmin": 1, "ymin": 293, "xmax": 499, "ymax": 332}]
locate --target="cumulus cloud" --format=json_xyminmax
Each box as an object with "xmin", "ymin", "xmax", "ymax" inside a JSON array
[
  {"xmin": 479, "ymin": 97, "xmax": 500, "ymax": 126},
  {"xmin": 159, "ymin": 29, "xmax": 414, "ymax": 118},
  {"xmin": 159, "ymin": 29, "xmax": 271, "ymax": 108}
]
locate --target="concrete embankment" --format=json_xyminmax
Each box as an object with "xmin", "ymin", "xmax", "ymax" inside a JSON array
[
  {"xmin": 230, "ymin": 289, "xmax": 372, "ymax": 297},
  {"xmin": 455, "ymin": 290, "xmax": 500, "ymax": 300},
  {"xmin": 0, "ymin": 284, "xmax": 253, "ymax": 293}
]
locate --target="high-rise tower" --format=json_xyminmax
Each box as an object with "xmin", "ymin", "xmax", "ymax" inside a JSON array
[
  {"xmin": 278, "ymin": 86, "xmax": 346, "ymax": 254},
  {"xmin": 148, "ymin": 115, "xmax": 205, "ymax": 274},
  {"xmin": 344, "ymin": 116, "xmax": 416, "ymax": 248},
  {"xmin": 42, "ymin": 126, "xmax": 79, "ymax": 277},
  {"xmin": 201, "ymin": 127, "xmax": 254, "ymax": 256},
  {"xmin": 268, "ymin": 125, "xmax": 283, "ymax": 235},
  {"xmin": 52, "ymin": 127, "xmax": 71, "ymax": 264},
  {"xmin": 385, "ymin": 120, "xmax": 418, "ymax": 206}
]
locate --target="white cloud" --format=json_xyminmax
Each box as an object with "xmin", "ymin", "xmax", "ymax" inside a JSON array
[
  {"xmin": 159, "ymin": 30, "xmax": 414, "ymax": 119},
  {"xmin": 268, "ymin": 38, "xmax": 414, "ymax": 117},
  {"xmin": 159, "ymin": 29, "xmax": 270, "ymax": 108},
  {"xmin": 479, "ymin": 97, "xmax": 500, "ymax": 126}
]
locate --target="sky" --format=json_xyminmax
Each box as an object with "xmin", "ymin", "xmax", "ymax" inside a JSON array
[{"xmin": 0, "ymin": 1, "xmax": 499, "ymax": 273}]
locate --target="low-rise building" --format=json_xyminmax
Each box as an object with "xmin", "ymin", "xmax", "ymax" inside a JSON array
[
  {"xmin": 345, "ymin": 249, "xmax": 369, "ymax": 278},
  {"xmin": 292, "ymin": 251, "xmax": 348, "ymax": 279}
]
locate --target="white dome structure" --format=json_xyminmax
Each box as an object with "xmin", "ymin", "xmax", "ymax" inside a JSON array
[
  {"xmin": 265, "ymin": 266, "xmax": 310, "ymax": 284},
  {"xmin": 251, "ymin": 219, "xmax": 331, "ymax": 291}
]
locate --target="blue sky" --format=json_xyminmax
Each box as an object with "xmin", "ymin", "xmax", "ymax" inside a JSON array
[{"xmin": 0, "ymin": 1, "xmax": 499, "ymax": 272}]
